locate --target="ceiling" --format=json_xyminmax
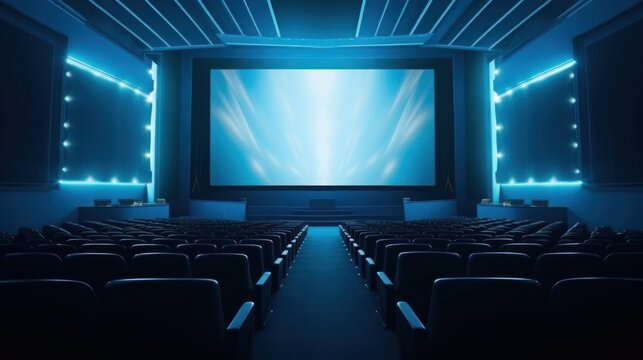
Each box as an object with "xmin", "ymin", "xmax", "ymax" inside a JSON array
[{"xmin": 52, "ymin": 0, "xmax": 588, "ymax": 55}]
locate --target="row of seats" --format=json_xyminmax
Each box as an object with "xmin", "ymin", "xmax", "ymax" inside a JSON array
[
  {"xmin": 0, "ymin": 278, "xmax": 254, "ymax": 359},
  {"xmin": 376, "ymin": 250, "xmax": 643, "ymax": 328},
  {"xmin": 396, "ymin": 277, "xmax": 643, "ymax": 359}
]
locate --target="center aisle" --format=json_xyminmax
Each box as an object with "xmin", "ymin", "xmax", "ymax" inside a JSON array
[{"xmin": 254, "ymin": 226, "xmax": 397, "ymax": 360}]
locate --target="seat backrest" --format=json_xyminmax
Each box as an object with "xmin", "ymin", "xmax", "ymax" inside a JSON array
[
  {"xmin": 364, "ymin": 235, "xmax": 395, "ymax": 258},
  {"xmin": 533, "ymin": 252, "xmax": 602, "ymax": 291},
  {"xmin": 413, "ymin": 238, "xmax": 451, "ymax": 251},
  {"xmin": 64, "ymin": 253, "xmax": 128, "ymax": 292},
  {"xmin": 176, "ymin": 243, "xmax": 217, "ymax": 260},
  {"xmin": 65, "ymin": 239, "xmax": 93, "ymax": 247},
  {"xmin": 151, "ymin": 238, "xmax": 188, "ymax": 249},
  {"xmin": 0, "ymin": 279, "xmax": 99, "ymax": 358},
  {"xmin": 0, "ymin": 253, "xmax": 63, "ymax": 279},
  {"xmin": 195, "ymin": 238, "xmax": 237, "ymax": 247},
  {"xmin": 192, "ymin": 254, "xmax": 253, "ymax": 323},
  {"xmin": 36, "ymin": 244, "xmax": 76, "ymax": 259},
  {"xmin": 467, "ymin": 252, "xmax": 534, "ymax": 278},
  {"xmin": 446, "ymin": 243, "xmax": 492, "ymax": 262},
  {"xmin": 131, "ymin": 253, "xmax": 191, "ymax": 278},
  {"xmin": 374, "ymin": 239, "xmax": 409, "ymax": 266},
  {"xmin": 256, "ymin": 235, "xmax": 283, "ymax": 254},
  {"xmin": 118, "ymin": 239, "xmax": 146, "ymax": 248},
  {"xmin": 482, "ymin": 238, "xmax": 514, "ymax": 250},
  {"xmin": 605, "ymin": 243, "xmax": 643, "ymax": 254},
  {"xmin": 548, "ymin": 278, "xmax": 643, "ymax": 358},
  {"xmin": 78, "ymin": 243, "xmax": 127, "ymax": 257},
  {"xmin": 500, "ymin": 243, "xmax": 546, "ymax": 259},
  {"xmin": 220, "ymin": 244, "xmax": 266, "ymax": 283},
  {"xmin": 129, "ymin": 243, "xmax": 171, "ymax": 257},
  {"xmin": 0, "ymin": 243, "xmax": 33, "ymax": 257},
  {"xmin": 102, "ymin": 278, "xmax": 226, "ymax": 358},
  {"xmin": 427, "ymin": 278, "xmax": 546, "ymax": 358},
  {"xmin": 603, "ymin": 253, "xmax": 643, "ymax": 278},
  {"xmin": 395, "ymin": 252, "xmax": 465, "ymax": 322},
  {"xmin": 382, "ymin": 244, "xmax": 432, "ymax": 279},
  {"xmin": 241, "ymin": 239, "xmax": 276, "ymax": 265},
  {"xmin": 553, "ymin": 243, "xmax": 604, "ymax": 257}
]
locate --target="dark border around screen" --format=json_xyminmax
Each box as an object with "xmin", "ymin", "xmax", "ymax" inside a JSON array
[{"xmin": 190, "ymin": 58, "xmax": 455, "ymax": 198}]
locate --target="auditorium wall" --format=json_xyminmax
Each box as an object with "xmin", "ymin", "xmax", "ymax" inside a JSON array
[
  {"xmin": 0, "ymin": 0, "xmax": 149, "ymax": 232},
  {"xmin": 494, "ymin": 0, "xmax": 643, "ymax": 230}
]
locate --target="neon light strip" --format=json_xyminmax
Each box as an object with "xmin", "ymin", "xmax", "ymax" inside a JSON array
[
  {"xmin": 66, "ymin": 57, "xmax": 151, "ymax": 97},
  {"xmin": 198, "ymin": 0, "xmax": 224, "ymax": 34},
  {"xmin": 356, "ymin": 0, "xmax": 367, "ymax": 37},
  {"xmin": 410, "ymin": 0, "xmax": 433, "ymax": 35},
  {"xmin": 59, "ymin": 180, "xmax": 147, "ymax": 186},
  {"xmin": 145, "ymin": 0, "xmax": 190, "ymax": 45},
  {"xmin": 374, "ymin": 0, "xmax": 391, "ymax": 36},
  {"xmin": 391, "ymin": 0, "xmax": 410, "ymax": 36},
  {"xmin": 490, "ymin": 0, "xmax": 551, "ymax": 49},
  {"xmin": 116, "ymin": 0, "xmax": 170, "ymax": 47},
  {"xmin": 472, "ymin": 0, "xmax": 524, "ymax": 46},
  {"xmin": 497, "ymin": 60, "xmax": 575, "ymax": 98},
  {"xmin": 501, "ymin": 181, "xmax": 582, "ymax": 187},
  {"xmin": 243, "ymin": 0, "xmax": 262, "ymax": 36},
  {"xmin": 268, "ymin": 0, "xmax": 281, "ymax": 37},
  {"xmin": 87, "ymin": 0, "xmax": 153, "ymax": 50},
  {"xmin": 429, "ymin": 0, "xmax": 455, "ymax": 33},
  {"xmin": 448, "ymin": 0, "xmax": 493, "ymax": 45},
  {"xmin": 217, "ymin": 34, "xmax": 432, "ymax": 48},
  {"xmin": 174, "ymin": 0, "xmax": 214, "ymax": 45},
  {"xmin": 221, "ymin": 0, "xmax": 244, "ymax": 35}
]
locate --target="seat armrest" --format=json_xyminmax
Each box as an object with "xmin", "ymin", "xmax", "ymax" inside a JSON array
[
  {"xmin": 271, "ymin": 258, "xmax": 283, "ymax": 292},
  {"xmin": 376, "ymin": 271, "xmax": 396, "ymax": 329},
  {"xmin": 286, "ymin": 244, "xmax": 294, "ymax": 262},
  {"xmin": 357, "ymin": 250, "xmax": 366, "ymax": 277},
  {"xmin": 225, "ymin": 302, "xmax": 255, "ymax": 360},
  {"xmin": 253, "ymin": 272, "xmax": 272, "ymax": 328},
  {"xmin": 396, "ymin": 301, "xmax": 429, "ymax": 360},
  {"xmin": 365, "ymin": 258, "xmax": 377, "ymax": 290},
  {"xmin": 280, "ymin": 250, "xmax": 290, "ymax": 270},
  {"xmin": 351, "ymin": 242, "xmax": 359, "ymax": 262}
]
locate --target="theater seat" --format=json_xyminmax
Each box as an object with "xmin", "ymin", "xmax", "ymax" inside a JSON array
[
  {"xmin": 0, "ymin": 279, "xmax": 99, "ymax": 358},
  {"xmin": 36, "ymin": 243, "xmax": 76, "ymax": 259},
  {"xmin": 129, "ymin": 243, "xmax": 171, "ymax": 257},
  {"xmin": 381, "ymin": 244, "xmax": 433, "ymax": 281},
  {"xmin": 240, "ymin": 239, "xmax": 284, "ymax": 292},
  {"xmin": 377, "ymin": 252, "xmax": 464, "ymax": 329},
  {"xmin": 603, "ymin": 253, "xmax": 643, "ymax": 278},
  {"xmin": 176, "ymin": 243, "xmax": 217, "ymax": 260},
  {"xmin": 365, "ymin": 239, "xmax": 408, "ymax": 289},
  {"xmin": 397, "ymin": 278, "xmax": 546, "ymax": 360},
  {"xmin": 0, "ymin": 243, "xmax": 32, "ymax": 257},
  {"xmin": 0, "ymin": 253, "xmax": 64, "ymax": 279},
  {"xmin": 533, "ymin": 252, "xmax": 602, "ymax": 292},
  {"xmin": 64, "ymin": 253, "xmax": 128, "ymax": 294},
  {"xmin": 102, "ymin": 278, "xmax": 254, "ymax": 360},
  {"xmin": 500, "ymin": 243, "xmax": 546, "ymax": 259},
  {"xmin": 467, "ymin": 252, "xmax": 534, "ymax": 278},
  {"xmin": 446, "ymin": 242, "xmax": 492, "ymax": 262},
  {"xmin": 151, "ymin": 238, "xmax": 188, "ymax": 249},
  {"xmin": 79, "ymin": 243, "xmax": 127, "ymax": 257},
  {"xmin": 553, "ymin": 243, "xmax": 604, "ymax": 257},
  {"xmin": 194, "ymin": 253, "xmax": 270, "ymax": 329},
  {"xmin": 131, "ymin": 253, "xmax": 192, "ymax": 278},
  {"xmin": 548, "ymin": 278, "xmax": 643, "ymax": 359},
  {"xmin": 413, "ymin": 238, "xmax": 451, "ymax": 252}
]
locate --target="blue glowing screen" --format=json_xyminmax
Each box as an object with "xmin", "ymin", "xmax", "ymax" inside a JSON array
[{"xmin": 210, "ymin": 69, "xmax": 435, "ymax": 186}]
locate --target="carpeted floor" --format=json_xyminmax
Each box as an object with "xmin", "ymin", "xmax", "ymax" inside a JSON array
[{"xmin": 254, "ymin": 226, "xmax": 398, "ymax": 360}]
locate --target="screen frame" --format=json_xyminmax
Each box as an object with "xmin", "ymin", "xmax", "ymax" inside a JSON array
[{"xmin": 190, "ymin": 58, "xmax": 455, "ymax": 198}]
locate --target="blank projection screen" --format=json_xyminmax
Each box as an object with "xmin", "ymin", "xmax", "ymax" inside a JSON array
[{"xmin": 210, "ymin": 69, "xmax": 435, "ymax": 186}]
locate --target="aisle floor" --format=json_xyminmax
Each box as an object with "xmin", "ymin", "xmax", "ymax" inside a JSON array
[{"xmin": 254, "ymin": 226, "xmax": 397, "ymax": 360}]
